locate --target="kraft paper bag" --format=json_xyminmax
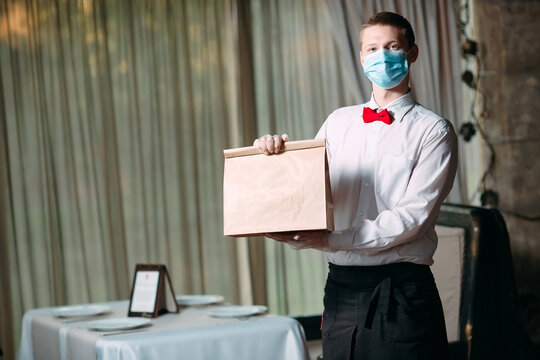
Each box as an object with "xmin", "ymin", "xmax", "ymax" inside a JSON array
[{"xmin": 223, "ymin": 138, "xmax": 334, "ymax": 237}]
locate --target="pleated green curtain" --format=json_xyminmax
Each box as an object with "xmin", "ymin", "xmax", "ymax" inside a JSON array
[
  {"xmin": 0, "ymin": 0, "xmax": 245, "ymax": 354},
  {"xmin": 0, "ymin": 0, "xmax": 356, "ymax": 356},
  {"xmin": 250, "ymin": 0, "xmax": 355, "ymax": 315}
]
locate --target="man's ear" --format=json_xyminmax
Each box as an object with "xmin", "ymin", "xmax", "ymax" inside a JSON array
[
  {"xmin": 360, "ymin": 51, "xmax": 365, "ymax": 68},
  {"xmin": 408, "ymin": 44, "xmax": 419, "ymax": 64}
]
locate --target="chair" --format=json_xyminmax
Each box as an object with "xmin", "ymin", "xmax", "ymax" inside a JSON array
[
  {"xmin": 433, "ymin": 203, "xmax": 524, "ymax": 359},
  {"xmin": 293, "ymin": 203, "xmax": 525, "ymax": 360},
  {"xmin": 293, "ymin": 315, "xmax": 322, "ymax": 359}
]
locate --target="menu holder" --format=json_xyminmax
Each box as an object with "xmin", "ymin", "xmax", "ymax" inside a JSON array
[{"xmin": 128, "ymin": 264, "xmax": 179, "ymax": 318}]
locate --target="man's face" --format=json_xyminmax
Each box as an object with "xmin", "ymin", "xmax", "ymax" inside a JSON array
[{"xmin": 360, "ymin": 24, "xmax": 417, "ymax": 67}]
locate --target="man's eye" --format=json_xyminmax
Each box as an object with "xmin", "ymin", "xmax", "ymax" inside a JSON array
[
  {"xmin": 390, "ymin": 44, "xmax": 399, "ymax": 50},
  {"xmin": 368, "ymin": 47, "xmax": 376, "ymax": 52}
]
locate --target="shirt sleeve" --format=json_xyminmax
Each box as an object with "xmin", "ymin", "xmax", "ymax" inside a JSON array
[
  {"xmin": 327, "ymin": 123, "xmax": 458, "ymax": 253},
  {"xmin": 315, "ymin": 114, "xmax": 331, "ymax": 161}
]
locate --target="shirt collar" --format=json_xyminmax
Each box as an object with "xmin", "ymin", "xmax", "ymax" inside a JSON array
[{"xmin": 365, "ymin": 91, "xmax": 416, "ymax": 123}]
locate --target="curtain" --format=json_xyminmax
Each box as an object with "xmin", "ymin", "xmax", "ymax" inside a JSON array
[
  {"xmin": 250, "ymin": 0, "xmax": 356, "ymax": 315},
  {"xmin": 0, "ymin": 91, "xmax": 13, "ymax": 360},
  {"xmin": 326, "ymin": 0, "xmax": 466, "ymax": 203},
  {"xmin": 0, "ymin": 0, "xmax": 256, "ymax": 354}
]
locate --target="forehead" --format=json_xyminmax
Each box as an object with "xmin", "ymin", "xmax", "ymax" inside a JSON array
[{"xmin": 361, "ymin": 24, "xmax": 406, "ymax": 46}]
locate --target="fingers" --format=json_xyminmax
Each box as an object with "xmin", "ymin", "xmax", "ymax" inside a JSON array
[
  {"xmin": 266, "ymin": 232, "xmax": 329, "ymax": 251},
  {"xmin": 272, "ymin": 135, "xmax": 281, "ymax": 153},
  {"xmin": 288, "ymin": 237, "xmax": 318, "ymax": 250},
  {"xmin": 253, "ymin": 135, "xmax": 271, "ymax": 154},
  {"xmin": 254, "ymin": 134, "xmax": 289, "ymax": 155},
  {"xmin": 289, "ymin": 231, "xmax": 332, "ymax": 251},
  {"xmin": 264, "ymin": 232, "xmax": 295, "ymax": 242},
  {"xmin": 266, "ymin": 136, "xmax": 276, "ymax": 153},
  {"xmin": 262, "ymin": 134, "xmax": 277, "ymax": 154}
]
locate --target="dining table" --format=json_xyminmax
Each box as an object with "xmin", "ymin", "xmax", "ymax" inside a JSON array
[{"xmin": 18, "ymin": 299, "xmax": 310, "ymax": 360}]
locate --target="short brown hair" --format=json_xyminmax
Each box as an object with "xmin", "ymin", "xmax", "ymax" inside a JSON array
[{"xmin": 360, "ymin": 11, "xmax": 415, "ymax": 48}]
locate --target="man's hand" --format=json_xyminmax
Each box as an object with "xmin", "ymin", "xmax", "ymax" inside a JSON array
[
  {"xmin": 264, "ymin": 231, "xmax": 332, "ymax": 251},
  {"xmin": 253, "ymin": 134, "xmax": 289, "ymax": 154}
]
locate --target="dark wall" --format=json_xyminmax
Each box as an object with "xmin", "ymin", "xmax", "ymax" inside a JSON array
[{"xmin": 473, "ymin": 0, "xmax": 540, "ymax": 351}]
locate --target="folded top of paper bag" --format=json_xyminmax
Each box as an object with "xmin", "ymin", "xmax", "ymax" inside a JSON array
[{"xmin": 223, "ymin": 138, "xmax": 326, "ymax": 158}]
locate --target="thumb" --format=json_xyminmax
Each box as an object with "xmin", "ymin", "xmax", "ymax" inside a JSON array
[{"xmin": 281, "ymin": 134, "xmax": 289, "ymax": 142}]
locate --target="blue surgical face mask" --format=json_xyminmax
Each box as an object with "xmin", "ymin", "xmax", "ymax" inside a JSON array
[{"xmin": 362, "ymin": 48, "xmax": 409, "ymax": 89}]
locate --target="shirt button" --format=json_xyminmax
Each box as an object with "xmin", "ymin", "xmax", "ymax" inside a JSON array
[{"xmin": 364, "ymin": 182, "xmax": 370, "ymax": 188}]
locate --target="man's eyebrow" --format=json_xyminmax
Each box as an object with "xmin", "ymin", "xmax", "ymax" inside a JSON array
[{"xmin": 381, "ymin": 39, "xmax": 401, "ymax": 46}]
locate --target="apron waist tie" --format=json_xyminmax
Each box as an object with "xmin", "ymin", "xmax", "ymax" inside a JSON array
[{"xmin": 364, "ymin": 277, "xmax": 414, "ymax": 329}]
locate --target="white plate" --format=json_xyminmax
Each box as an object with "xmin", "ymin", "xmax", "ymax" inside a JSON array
[
  {"xmin": 87, "ymin": 317, "xmax": 152, "ymax": 331},
  {"xmin": 52, "ymin": 305, "xmax": 111, "ymax": 318},
  {"xmin": 208, "ymin": 305, "xmax": 268, "ymax": 318},
  {"xmin": 176, "ymin": 295, "xmax": 225, "ymax": 306}
]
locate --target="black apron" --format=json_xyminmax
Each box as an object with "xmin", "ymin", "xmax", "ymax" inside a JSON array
[{"xmin": 322, "ymin": 262, "xmax": 449, "ymax": 360}]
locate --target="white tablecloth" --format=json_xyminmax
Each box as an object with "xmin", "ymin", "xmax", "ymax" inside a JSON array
[{"xmin": 19, "ymin": 301, "xmax": 309, "ymax": 360}]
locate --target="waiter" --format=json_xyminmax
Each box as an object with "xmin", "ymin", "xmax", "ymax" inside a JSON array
[{"xmin": 254, "ymin": 11, "xmax": 457, "ymax": 360}]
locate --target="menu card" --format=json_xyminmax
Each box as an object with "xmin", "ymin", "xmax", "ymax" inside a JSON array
[{"xmin": 128, "ymin": 264, "xmax": 179, "ymax": 318}]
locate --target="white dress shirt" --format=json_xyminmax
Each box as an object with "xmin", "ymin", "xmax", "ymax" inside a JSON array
[{"xmin": 316, "ymin": 91, "xmax": 457, "ymax": 266}]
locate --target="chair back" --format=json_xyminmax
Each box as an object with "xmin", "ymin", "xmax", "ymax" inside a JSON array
[
  {"xmin": 432, "ymin": 224, "xmax": 465, "ymax": 343},
  {"xmin": 433, "ymin": 203, "xmax": 524, "ymax": 359}
]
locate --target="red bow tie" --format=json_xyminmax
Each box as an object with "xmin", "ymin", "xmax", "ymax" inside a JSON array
[{"xmin": 363, "ymin": 107, "xmax": 392, "ymax": 125}]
